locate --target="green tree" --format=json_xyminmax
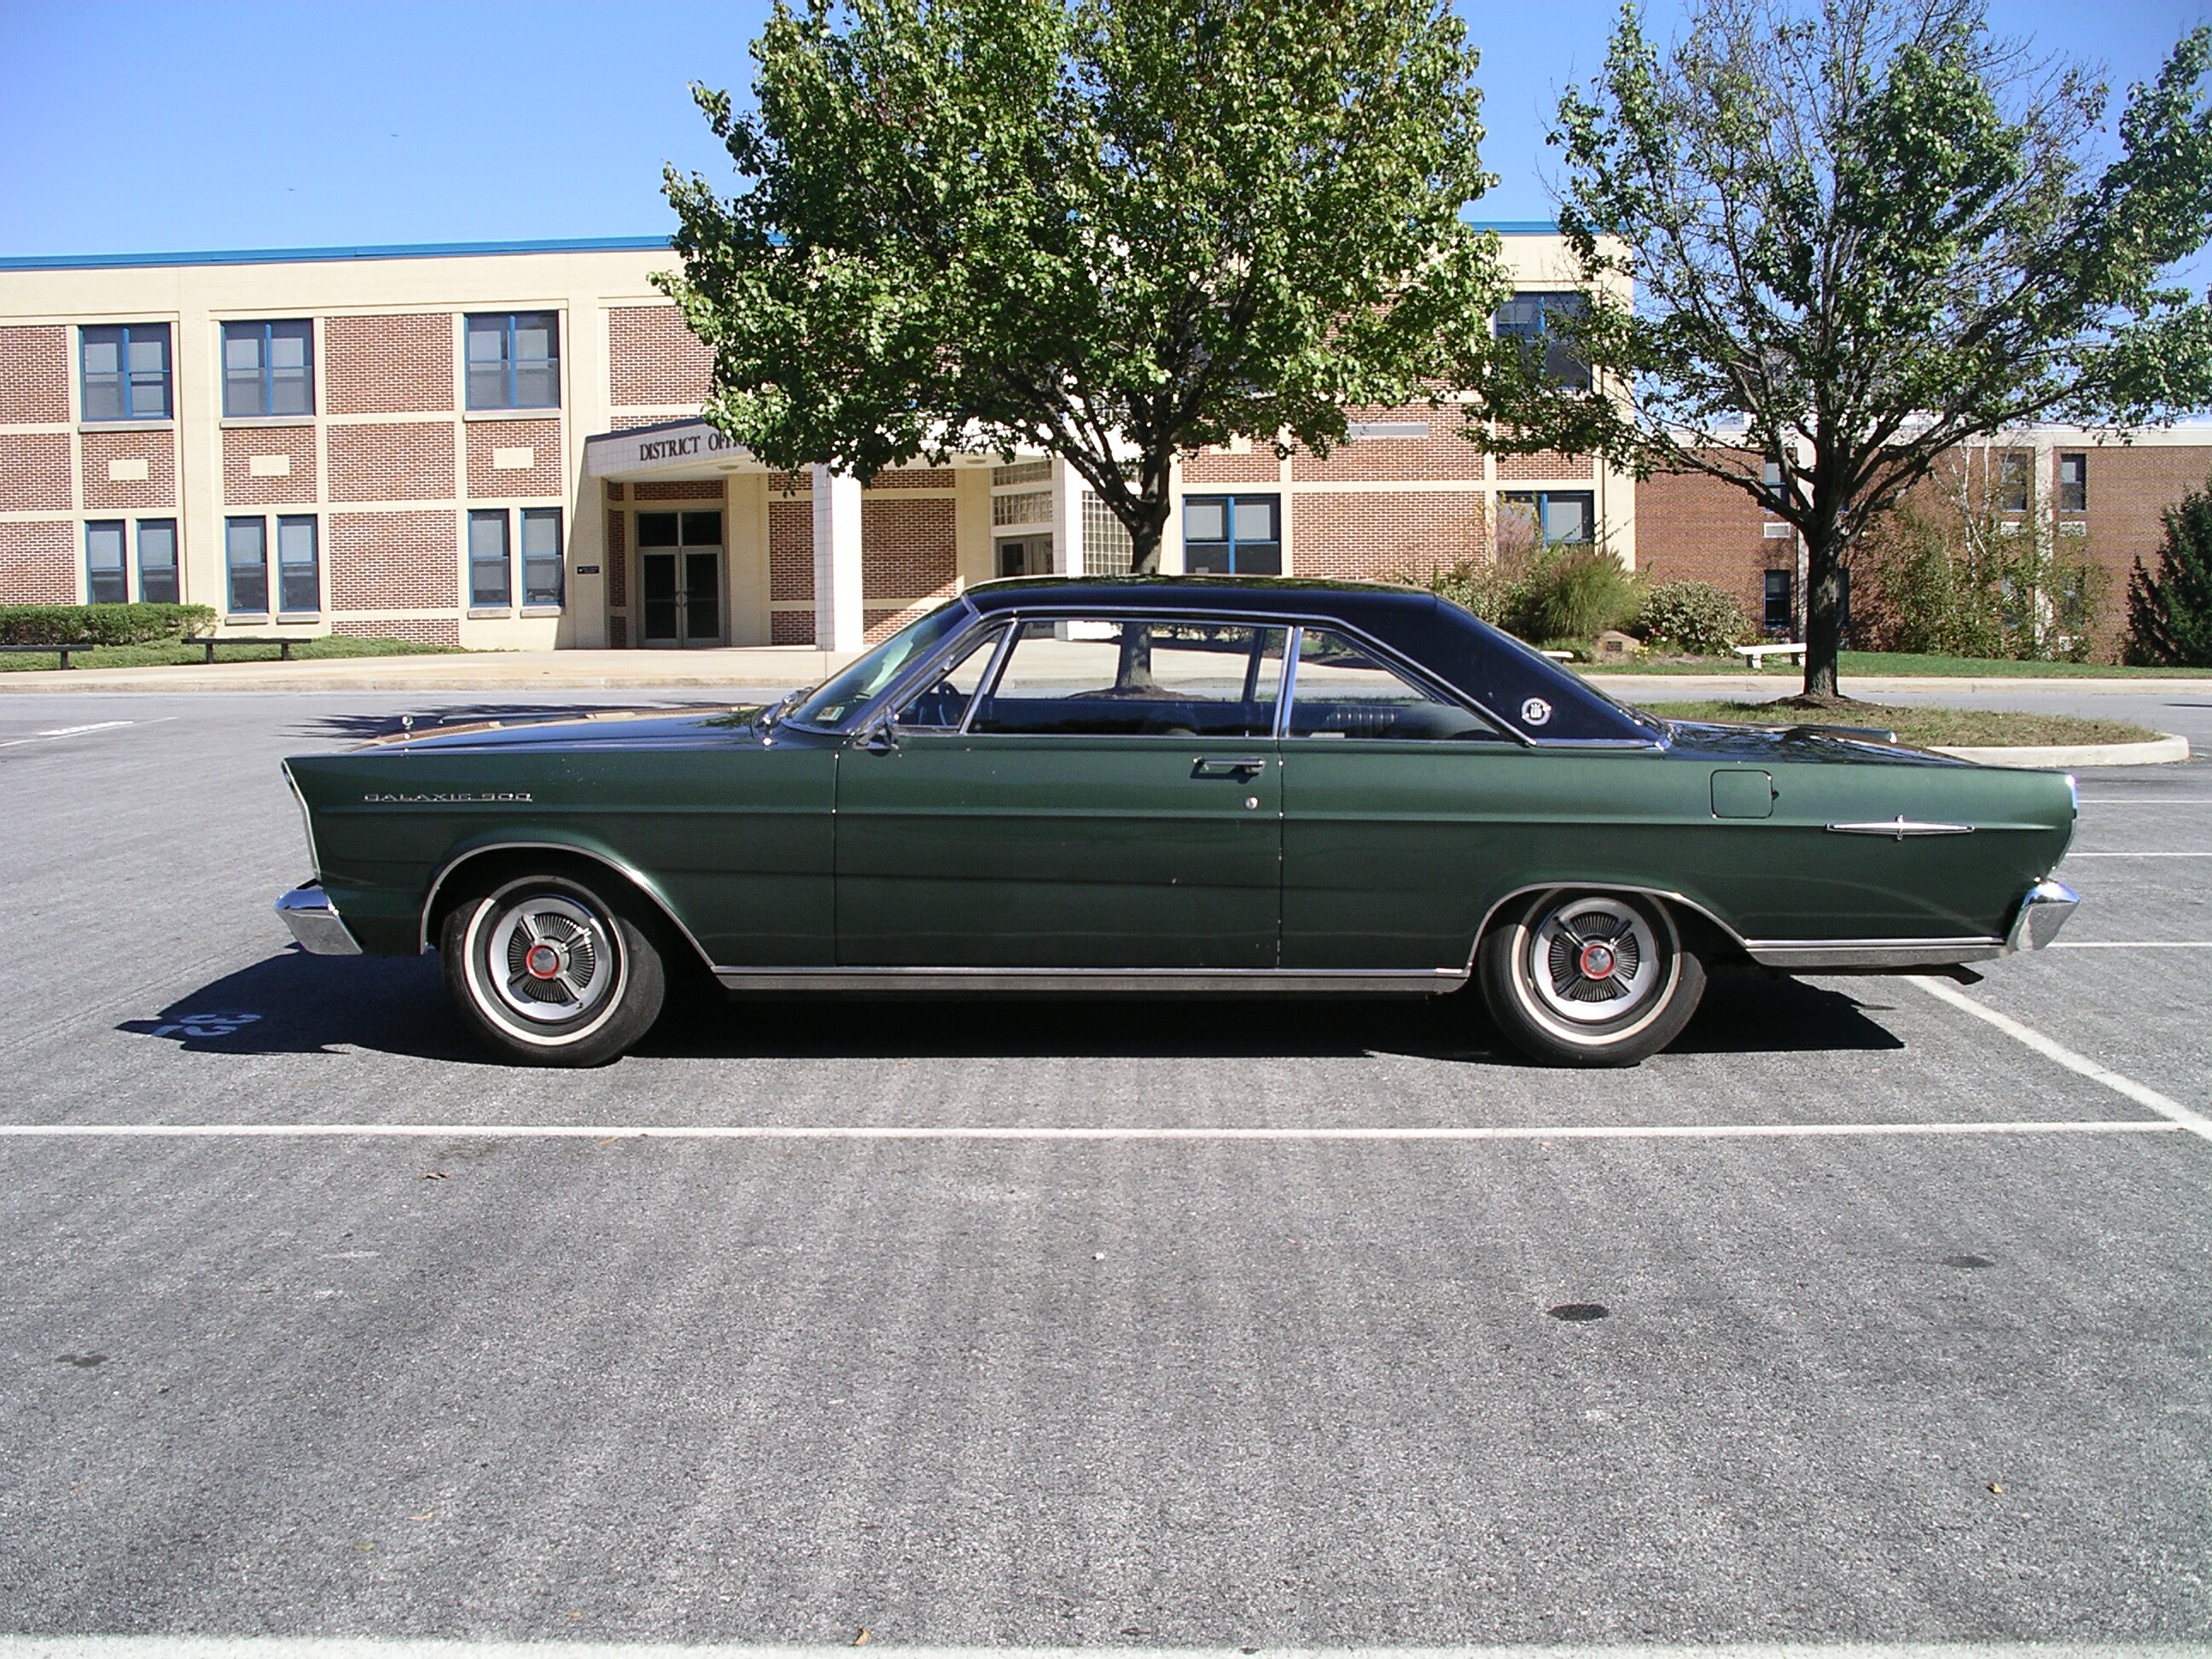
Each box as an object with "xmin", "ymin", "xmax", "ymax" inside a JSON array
[
  {"xmin": 2126, "ymin": 475, "xmax": 2212, "ymax": 665},
  {"xmin": 1530, "ymin": 0, "xmax": 2212, "ymax": 699},
  {"xmin": 658, "ymin": 0, "xmax": 1511, "ymax": 572}
]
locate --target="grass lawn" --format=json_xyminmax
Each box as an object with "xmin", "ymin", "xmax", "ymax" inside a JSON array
[
  {"xmin": 0, "ymin": 635, "xmax": 459, "ymax": 672},
  {"xmin": 1580, "ymin": 649, "xmax": 2205, "ymax": 678},
  {"xmin": 1637, "ymin": 699, "xmax": 2161, "ymax": 747}
]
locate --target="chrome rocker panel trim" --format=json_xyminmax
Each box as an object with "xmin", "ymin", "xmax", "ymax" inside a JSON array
[
  {"xmin": 275, "ymin": 882, "xmax": 363, "ymax": 957},
  {"xmin": 712, "ymin": 966, "xmax": 1470, "ymax": 995},
  {"xmin": 2007, "ymin": 877, "xmax": 2080, "ymax": 952},
  {"xmin": 1743, "ymin": 936, "xmax": 2007, "ymax": 970},
  {"xmin": 1826, "ymin": 818, "xmax": 1976, "ymax": 838}
]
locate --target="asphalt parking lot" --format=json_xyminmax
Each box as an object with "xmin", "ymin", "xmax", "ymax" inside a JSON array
[{"xmin": 1, "ymin": 690, "xmax": 2208, "ymax": 1649}]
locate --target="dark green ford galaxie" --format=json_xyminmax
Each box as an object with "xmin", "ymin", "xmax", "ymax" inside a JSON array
[{"xmin": 276, "ymin": 577, "xmax": 2078, "ymax": 1067}]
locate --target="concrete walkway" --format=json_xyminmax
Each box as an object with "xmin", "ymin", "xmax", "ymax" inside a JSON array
[{"xmin": 3, "ymin": 647, "xmax": 2209, "ymax": 698}]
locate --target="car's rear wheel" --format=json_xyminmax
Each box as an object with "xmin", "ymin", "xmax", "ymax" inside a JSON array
[
  {"xmin": 1477, "ymin": 889, "xmax": 1706, "ymax": 1067},
  {"xmin": 440, "ymin": 871, "xmax": 665, "ymax": 1066}
]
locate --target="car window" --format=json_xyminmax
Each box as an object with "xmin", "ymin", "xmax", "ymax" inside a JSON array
[
  {"xmin": 972, "ymin": 619, "xmax": 1286, "ymax": 736},
  {"xmin": 787, "ymin": 601, "xmax": 974, "ymax": 730},
  {"xmin": 891, "ymin": 625, "xmax": 1006, "ymax": 730},
  {"xmin": 1287, "ymin": 627, "xmax": 1502, "ymax": 741}
]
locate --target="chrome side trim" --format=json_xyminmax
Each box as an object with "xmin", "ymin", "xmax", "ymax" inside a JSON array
[
  {"xmin": 1827, "ymin": 818, "xmax": 1976, "ymax": 838},
  {"xmin": 275, "ymin": 883, "xmax": 362, "ymax": 957},
  {"xmin": 1743, "ymin": 937, "xmax": 2007, "ymax": 970},
  {"xmin": 416, "ymin": 839, "xmax": 716, "ymax": 970},
  {"xmin": 711, "ymin": 966, "xmax": 1470, "ymax": 995},
  {"xmin": 2006, "ymin": 878, "xmax": 2080, "ymax": 952}
]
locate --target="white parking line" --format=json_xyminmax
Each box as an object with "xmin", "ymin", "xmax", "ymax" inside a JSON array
[
  {"xmin": 6, "ymin": 1643, "xmax": 2203, "ymax": 1659},
  {"xmin": 2077, "ymin": 797, "xmax": 2212, "ymax": 804},
  {"xmin": 0, "ymin": 1119, "xmax": 2178, "ymax": 1144},
  {"xmin": 0, "ymin": 719, "xmax": 135, "ymax": 749},
  {"xmin": 1910, "ymin": 975, "xmax": 2212, "ymax": 1142},
  {"xmin": 2065, "ymin": 852, "xmax": 2212, "ymax": 858},
  {"xmin": 2051, "ymin": 940, "xmax": 2212, "ymax": 948}
]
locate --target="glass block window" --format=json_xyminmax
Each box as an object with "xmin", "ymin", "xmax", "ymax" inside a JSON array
[
  {"xmin": 521, "ymin": 508, "xmax": 564, "ymax": 607},
  {"xmin": 465, "ymin": 312, "xmax": 561, "ymax": 410},
  {"xmin": 226, "ymin": 517, "xmax": 270, "ymax": 614},
  {"xmin": 276, "ymin": 515, "xmax": 320, "ymax": 614},
  {"xmin": 222, "ymin": 320, "xmax": 314, "ymax": 417},
  {"xmin": 469, "ymin": 510, "xmax": 512, "ymax": 607},
  {"xmin": 80, "ymin": 323, "xmax": 172, "ymax": 421},
  {"xmin": 992, "ymin": 489, "xmax": 1053, "ymax": 526},
  {"xmin": 86, "ymin": 521, "xmax": 128, "ymax": 603},
  {"xmin": 1080, "ymin": 491, "xmax": 1133, "ymax": 576},
  {"xmin": 991, "ymin": 458, "xmax": 1052, "ymax": 487},
  {"xmin": 1493, "ymin": 293, "xmax": 1591, "ymax": 391},
  {"xmin": 1183, "ymin": 494, "xmax": 1281, "ymax": 574},
  {"xmin": 137, "ymin": 520, "xmax": 179, "ymax": 604}
]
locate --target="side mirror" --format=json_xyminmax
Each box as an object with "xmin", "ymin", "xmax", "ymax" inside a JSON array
[{"xmin": 863, "ymin": 719, "xmax": 899, "ymax": 755}]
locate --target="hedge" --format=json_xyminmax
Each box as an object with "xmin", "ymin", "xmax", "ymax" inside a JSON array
[{"xmin": 0, "ymin": 603, "xmax": 217, "ymax": 647}]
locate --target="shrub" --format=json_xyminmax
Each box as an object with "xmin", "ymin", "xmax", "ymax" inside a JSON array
[
  {"xmin": 1417, "ymin": 558, "xmax": 1522, "ymax": 628},
  {"xmin": 1516, "ymin": 545, "xmax": 1640, "ymax": 641},
  {"xmin": 2125, "ymin": 477, "xmax": 2212, "ymax": 666},
  {"xmin": 1633, "ymin": 579, "xmax": 1755, "ymax": 655},
  {"xmin": 1858, "ymin": 500, "xmax": 2107, "ymax": 661},
  {"xmin": 0, "ymin": 602, "xmax": 216, "ymax": 648}
]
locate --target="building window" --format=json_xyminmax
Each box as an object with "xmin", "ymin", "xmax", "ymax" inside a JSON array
[
  {"xmin": 1080, "ymin": 490, "xmax": 1132, "ymax": 576},
  {"xmin": 469, "ymin": 509, "xmax": 512, "ymax": 608},
  {"xmin": 80, "ymin": 323, "xmax": 172, "ymax": 421},
  {"xmin": 1500, "ymin": 491, "xmax": 1595, "ymax": 550},
  {"xmin": 996, "ymin": 535, "xmax": 1051, "ymax": 577},
  {"xmin": 521, "ymin": 508, "xmax": 564, "ymax": 607},
  {"xmin": 226, "ymin": 517, "xmax": 269, "ymax": 614},
  {"xmin": 1493, "ymin": 292, "xmax": 1591, "ymax": 391},
  {"xmin": 2058, "ymin": 451, "xmax": 2087, "ymax": 512},
  {"xmin": 86, "ymin": 521, "xmax": 128, "ymax": 603},
  {"xmin": 1764, "ymin": 568, "xmax": 1794, "ymax": 634},
  {"xmin": 1184, "ymin": 494, "xmax": 1281, "ymax": 574},
  {"xmin": 222, "ymin": 320, "xmax": 314, "ymax": 418},
  {"xmin": 465, "ymin": 312, "xmax": 560, "ymax": 410},
  {"xmin": 138, "ymin": 520, "xmax": 178, "ymax": 604},
  {"xmin": 1998, "ymin": 451, "xmax": 2031, "ymax": 512},
  {"xmin": 276, "ymin": 515, "xmax": 320, "ymax": 614}
]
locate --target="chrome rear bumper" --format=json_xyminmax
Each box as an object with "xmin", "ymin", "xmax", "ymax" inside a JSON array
[
  {"xmin": 276, "ymin": 882, "xmax": 362, "ymax": 956},
  {"xmin": 2006, "ymin": 877, "xmax": 2080, "ymax": 952}
]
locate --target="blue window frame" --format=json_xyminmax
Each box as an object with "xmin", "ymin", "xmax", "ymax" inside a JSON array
[
  {"xmin": 226, "ymin": 517, "xmax": 269, "ymax": 614},
  {"xmin": 465, "ymin": 312, "xmax": 560, "ymax": 410},
  {"xmin": 276, "ymin": 515, "xmax": 320, "ymax": 614},
  {"xmin": 80, "ymin": 323, "xmax": 172, "ymax": 421},
  {"xmin": 469, "ymin": 509, "xmax": 512, "ymax": 607},
  {"xmin": 223, "ymin": 320, "xmax": 314, "ymax": 417},
  {"xmin": 1184, "ymin": 494, "xmax": 1282, "ymax": 575},
  {"xmin": 137, "ymin": 520, "xmax": 179, "ymax": 604},
  {"xmin": 521, "ymin": 507, "xmax": 563, "ymax": 607},
  {"xmin": 1501, "ymin": 491, "xmax": 1594, "ymax": 548},
  {"xmin": 86, "ymin": 521, "xmax": 128, "ymax": 603},
  {"xmin": 1493, "ymin": 292, "xmax": 1590, "ymax": 391}
]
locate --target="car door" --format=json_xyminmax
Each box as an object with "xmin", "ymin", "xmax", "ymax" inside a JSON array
[
  {"xmin": 835, "ymin": 614, "xmax": 1287, "ymax": 969},
  {"xmin": 1278, "ymin": 624, "xmax": 1531, "ymax": 970}
]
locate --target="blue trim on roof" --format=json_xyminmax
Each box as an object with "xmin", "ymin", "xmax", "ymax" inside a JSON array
[
  {"xmin": 0, "ymin": 236, "xmax": 675, "ymax": 272},
  {"xmin": 1470, "ymin": 219, "xmax": 1559, "ymax": 234}
]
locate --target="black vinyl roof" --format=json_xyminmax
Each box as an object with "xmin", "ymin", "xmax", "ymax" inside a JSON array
[{"xmin": 961, "ymin": 577, "xmax": 1654, "ymax": 744}]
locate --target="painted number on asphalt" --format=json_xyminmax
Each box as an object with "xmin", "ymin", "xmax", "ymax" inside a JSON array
[{"xmin": 150, "ymin": 1010, "xmax": 261, "ymax": 1039}]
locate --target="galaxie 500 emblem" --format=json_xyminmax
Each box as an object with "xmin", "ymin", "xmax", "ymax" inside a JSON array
[{"xmin": 367, "ymin": 800, "xmax": 535, "ymax": 813}]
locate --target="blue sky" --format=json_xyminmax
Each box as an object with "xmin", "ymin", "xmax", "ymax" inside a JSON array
[{"xmin": 1, "ymin": 0, "xmax": 2207, "ymax": 257}]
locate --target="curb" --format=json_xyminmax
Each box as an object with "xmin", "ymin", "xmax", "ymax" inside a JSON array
[{"xmin": 1931, "ymin": 733, "xmax": 2192, "ymax": 768}]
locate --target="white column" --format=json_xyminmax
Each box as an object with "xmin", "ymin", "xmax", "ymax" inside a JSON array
[
  {"xmin": 811, "ymin": 463, "xmax": 864, "ymax": 650},
  {"xmin": 1051, "ymin": 457, "xmax": 1081, "ymax": 574}
]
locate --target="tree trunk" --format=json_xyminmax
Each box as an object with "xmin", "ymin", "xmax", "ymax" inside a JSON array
[
  {"xmin": 1128, "ymin": 514, "xmax": 1164, "ymax": 574},
  {"xmin": 1801, "ymin": 521, "xmax": 1848, "ymax": 700}
]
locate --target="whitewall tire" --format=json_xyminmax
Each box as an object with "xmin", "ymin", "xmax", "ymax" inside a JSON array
[
  {"xmin": 440, "ymin": 873, "xmax": 666, "ymax": 1067},
  {"xmin": 1477, "ymin": 889, "xmax": 1706, "ymax": 1067}
]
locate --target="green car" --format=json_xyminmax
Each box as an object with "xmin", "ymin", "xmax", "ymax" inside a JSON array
[{"xmin": 275, "ymin": 577, "xmax": 2079, "ymax": 1068}]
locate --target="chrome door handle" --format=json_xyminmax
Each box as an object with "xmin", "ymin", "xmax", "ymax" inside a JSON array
[{"xmin": 1192, "ymin": 757, "xmax": 1266, "ymax": 778}]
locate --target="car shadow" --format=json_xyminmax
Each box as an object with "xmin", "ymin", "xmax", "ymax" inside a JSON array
[
  {"xmin": 293, "ymin": 701, "xmax": 744, "ymax": 744},
  {"xmin": 120, "ymin": 952, "xmax": 1901, "ymax": 1064}
]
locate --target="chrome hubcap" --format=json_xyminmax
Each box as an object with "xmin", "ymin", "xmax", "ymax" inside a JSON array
[
  {"xmin": 481, "ymin": 894, "xmax": 616, "ymax": 1026},
  {"xmin": 1528, "ymin": 898, "xmax": 1662, "ymax": 1027}
]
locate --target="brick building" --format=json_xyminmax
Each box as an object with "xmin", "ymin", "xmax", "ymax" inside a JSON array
[{"xmin": 3, "ymin": 232, "xmax": 2203, "ymax": 654}]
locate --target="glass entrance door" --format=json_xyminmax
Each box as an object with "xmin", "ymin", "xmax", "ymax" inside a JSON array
[{"xmin": 637, "ymin": 509, "xmax": 724, "ymax": 646}]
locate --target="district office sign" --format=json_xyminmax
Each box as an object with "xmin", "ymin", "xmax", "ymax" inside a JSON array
[{"xmin": 584, "ymin": 420, "xmax": 753, "ymax": 478}]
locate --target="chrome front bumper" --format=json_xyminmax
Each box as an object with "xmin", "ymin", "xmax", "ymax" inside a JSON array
[
  {"xmin": 276, "ymin": 882, "xmax": 363, "ymax": 956},
  {"xmin": 2006, "ymin": 877, "xmax": 2080, "ymax": 952}
]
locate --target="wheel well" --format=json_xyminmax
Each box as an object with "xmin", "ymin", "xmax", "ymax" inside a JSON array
[
  {"xmin": 1471, "ymin": 883, "xmax": 1751, "ymax": 971},
  {"xmin": 422, "ymin": 847, "xmax": 717, "ymax": 983}
]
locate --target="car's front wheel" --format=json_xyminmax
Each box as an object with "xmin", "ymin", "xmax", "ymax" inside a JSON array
[
  {"xmin": 440, "ymin": 871, "xmax": 665, "ymax": 1066},
  {"xmin": 1477, "ymin": 889, "xmax": 1706, "ymax": 1067}
]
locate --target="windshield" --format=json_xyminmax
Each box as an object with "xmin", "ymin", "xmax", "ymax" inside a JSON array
[{"xmin": 785, "ymin": 599, "xmax": 977, "ymax": 731}]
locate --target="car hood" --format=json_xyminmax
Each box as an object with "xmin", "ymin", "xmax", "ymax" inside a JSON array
[
  {"xmin": 1660, "ymin": 719, "xmax": 1973, "ymax": 767},
  {"xmin": 352, "ymin": 704, "xmax": 771, "ymax": 754}
]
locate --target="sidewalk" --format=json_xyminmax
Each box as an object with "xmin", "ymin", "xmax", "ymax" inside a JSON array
[{"xmin": 0, "ymin": 646, "xmax": 2208, "ymax": 699}]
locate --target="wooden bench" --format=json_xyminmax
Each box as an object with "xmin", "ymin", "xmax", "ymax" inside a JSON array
[
  {"xmin": 1733, "ymin": 642, "xmax": 1807, "ymax": 671},
  {"xmin": 0, "ymin": 641, "xmax": 100, "ymax": 669},
  {"xmin": 183, "ymin": 636, "xmax": 314, "ymax": 663}
]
